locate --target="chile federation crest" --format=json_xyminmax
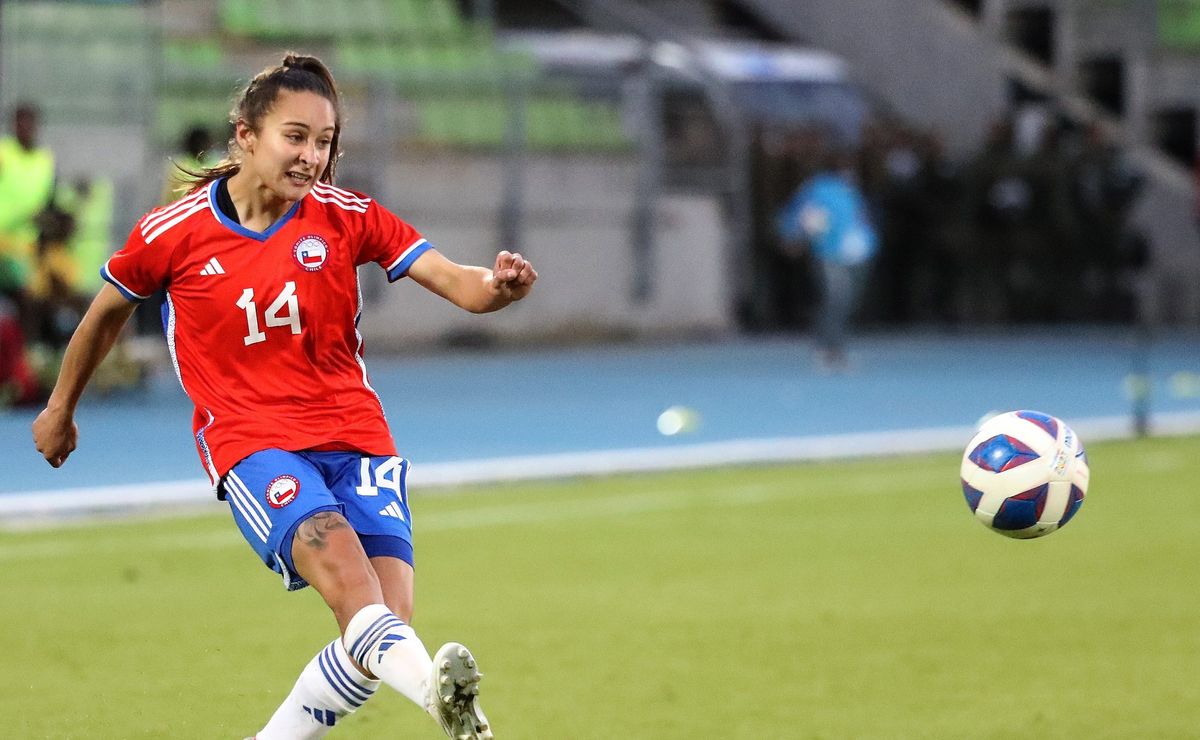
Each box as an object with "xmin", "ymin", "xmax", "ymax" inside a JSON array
[
  {"xmin": 266, "ymin": 475, "xmax": 301, "ymax": 508},
  {"xmin": 294, "ymin": 235, "xmax": 329, "ymax": 272}
]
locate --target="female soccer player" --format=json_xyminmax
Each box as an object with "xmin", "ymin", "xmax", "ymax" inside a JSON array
[{"xmin": 31, "ymin": 53, "xmax": 535, "ymax": 739}]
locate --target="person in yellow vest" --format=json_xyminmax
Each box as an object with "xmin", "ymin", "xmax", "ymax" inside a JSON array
[
  {"xmin": 27, "ymin": 205, "xmax": 87, "ymax": 345},
  {"xmin": 0, "ymin": 104, "xmax": 56, "ymax": 296},
  {"xmin": 56, "ymin": 176, "xmax": 114, "ymax": 295},
  {"xmin": 28, "ymin": 197, "xmax": 140, "ymax": 393}
]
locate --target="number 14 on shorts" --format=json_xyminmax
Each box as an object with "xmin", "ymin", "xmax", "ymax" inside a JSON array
[{"xmin": 356, "ymin": 456, "xmax": 407, "ymax": 507}]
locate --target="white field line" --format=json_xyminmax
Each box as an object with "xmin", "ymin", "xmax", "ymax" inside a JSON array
[
  {"xmin": 3, "ymin": 410, "xmax": 1198, "ymax": 521},
  {"xmin": 0, "ymin": 481, "xmax": 791, "ymax": 561}
]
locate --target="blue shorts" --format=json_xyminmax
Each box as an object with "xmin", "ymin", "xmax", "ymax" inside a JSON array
[{"xmin": 220, "ymin": 448, "xmax": 414, "ymax": 591}]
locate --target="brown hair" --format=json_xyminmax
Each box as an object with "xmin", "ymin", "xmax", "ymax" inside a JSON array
[{"xmin": 176, "ymin": 53, "xmax": 343, "ymax": 190}]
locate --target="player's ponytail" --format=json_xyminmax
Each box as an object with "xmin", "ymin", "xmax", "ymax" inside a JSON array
[{"xmin": 175, "ymin": 52, "xmax": 344, "ymax": 191}]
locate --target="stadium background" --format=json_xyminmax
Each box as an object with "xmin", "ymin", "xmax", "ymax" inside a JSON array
[{"xmin": 3, "ymin": 1, "xmax": 1200, "ymax": 738}]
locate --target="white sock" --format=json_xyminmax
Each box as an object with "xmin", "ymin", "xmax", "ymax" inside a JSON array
[
  {"xmin": 256, "ymin": 639, "xmax": 380, "ymax": 739},
  {"xmin": 342, "ymin": 604, "xmax": 434, "ymax": 708}
]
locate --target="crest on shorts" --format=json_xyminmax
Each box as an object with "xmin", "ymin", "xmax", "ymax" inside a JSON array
[
  {"xmin": 293, "ymin": 235, "xmax": 329, "ymax": 272},
  {"xmin": 266, "ymin": 475, "xmax": 301, "ymax": 508}
]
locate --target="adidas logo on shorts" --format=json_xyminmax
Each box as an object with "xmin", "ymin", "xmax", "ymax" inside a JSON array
[{"xmin": 378, "ymin": 502, "xmax": 405, "ymax": 520}]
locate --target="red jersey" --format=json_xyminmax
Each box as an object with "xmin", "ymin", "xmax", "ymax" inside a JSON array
[{"xmin": 102, "ymin": 179, "xmax": 432, "ymax": 487}]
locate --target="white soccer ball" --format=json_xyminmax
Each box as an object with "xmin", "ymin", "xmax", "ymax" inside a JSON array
[{"xmin": 959, "ymin": 410, "xmax": 1089, "ymax": 539}]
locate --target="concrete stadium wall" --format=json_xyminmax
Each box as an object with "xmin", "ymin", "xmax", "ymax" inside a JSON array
[{"xmin": 359, "ymin": 153, "xmax": 733, "ymax": 347}]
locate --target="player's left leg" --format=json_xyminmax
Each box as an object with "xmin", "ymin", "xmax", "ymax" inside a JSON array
[
  {"xmin": 426, "ymin": 641, "xmax": 492, "ymax": 739},
  {"xmin": 251, "ymin": 542, "xmax": 397, "ymax": 740},
  {"xmin": 253, "ymin": 531, "xmax": 426, "ymax": 738},
  {"xmin": 329, "ymin": 452, "xmax": 493, "ymax": 739},
  {"xmin": 370, "ymin": 554, "xmax": 491, "ymax": 739}
]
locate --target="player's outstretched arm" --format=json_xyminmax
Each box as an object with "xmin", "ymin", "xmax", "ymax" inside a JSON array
[
  {"xmin": 32, "ymin": 283, "xmax": 138, "ymax": 467},
  {"xmin": 407, "ymin": 249, "xmax": 537, "ymax": 314}
]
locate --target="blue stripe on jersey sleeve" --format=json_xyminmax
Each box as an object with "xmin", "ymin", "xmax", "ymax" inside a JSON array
[
  {"xmin": 100, "ymin": 264, "xmax": 148, "ymax": 302},
  {"xmin": 385, "ymin": 240, "xmax": 434, "ymax": 282}
]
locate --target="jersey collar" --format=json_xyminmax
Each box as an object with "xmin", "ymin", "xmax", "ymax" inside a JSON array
[{"xmin": 208, "ymin": 177, "xmax": 302, "ymax": 242}]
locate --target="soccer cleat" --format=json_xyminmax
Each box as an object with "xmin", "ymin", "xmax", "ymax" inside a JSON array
[{"xmin": 426, "ymin": 642, "xmax": 492, "ymax": 739}]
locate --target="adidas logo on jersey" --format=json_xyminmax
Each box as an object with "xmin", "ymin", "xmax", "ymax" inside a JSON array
[
  {"xmin": 378, "ymin": 502, "xmax": 405, "ymax": 520},
  {"xmin": 199, "ymin": 257, "xmax": 226, "ymax": 276}
]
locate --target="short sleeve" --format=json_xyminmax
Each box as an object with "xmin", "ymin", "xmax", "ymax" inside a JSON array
[
  {"xmin": 100, "ymin": 221, "xmax": 173, "ymax": 302},
  {"xmin": 358, "ymin": 200, "xmax": 433, "ymax": 282}
]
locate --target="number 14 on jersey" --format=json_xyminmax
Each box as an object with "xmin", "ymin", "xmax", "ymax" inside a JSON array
[{"xmin": 237, "ymin": 281, "xmax": 301, "ymax": 345}]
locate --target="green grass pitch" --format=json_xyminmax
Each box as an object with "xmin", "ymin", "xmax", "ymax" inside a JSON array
[{"xmin": 2, "ymin": 435, "xmax": 1198, "ymax": 738}]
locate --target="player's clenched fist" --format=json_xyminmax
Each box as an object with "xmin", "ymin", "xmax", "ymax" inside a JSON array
[
  {"xmin": 489, "ymin": 250, "xmax": 537, "ymax": 301},
  {"xmin": 32, "ymin": 406, "xmax": 77, "ymax": 468}
]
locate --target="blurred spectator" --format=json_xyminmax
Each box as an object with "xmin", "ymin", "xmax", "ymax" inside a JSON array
[
  {"xmin": 56, "ymin": 176, "xmax": 115, "ymax": 296},
  {"xmin": 162, "ymin": 125, "xmax": 218, "ymax": 204},
  {"xmin": 1012, "ymin": 117, "xmax": 1076, "ymax": 321},
  {"xmin": 751, "ymin": 107, "xmax": 1145, "ymax": 331},
  {"xmin": 0, "ymin": 104, "xmax": 57, "ymax": 403},
  {"xmin": 750, "ymin": 123, "xmax": 823, "ymax": 329},
  {"xmin": 0, "ymin": 295, "xmax": 41, "ymax": 407},
  {"xmin": 0, "ymin": 103, "xmax": 56, "ymax": 303},
  {"xmin": 27, "ymin": 205, "xmax": 89, "ymax": 349},
  {"xmin": 860, "ymin": 121, "xmax": 965, "ymax": 326},
  {"xmin": 25, "ymin": 197, "xmax": 144, "ymax": 395},
  {"xmin": 961, "ymin": 117, "xmax": 1038, "ymax": 322},
  {"xmin": 1068, "ymin": 123, "xmax": 1144, "ymax": 321},
  {"xmin": 909, "ymin": 131, "xmax": 968, "ymax": 325},
  {"xmin": 777, "ymin": 145, "xmax": 878, "ymax": 370}
]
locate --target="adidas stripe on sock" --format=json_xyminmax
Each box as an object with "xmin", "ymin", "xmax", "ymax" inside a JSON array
[
  {"xmin": 343, "ymin": 604, "xmax": 434, "ymax": 708},
  {"xmin": 256, "ymin": 639, "xmax": 380, "ymax": 740}
]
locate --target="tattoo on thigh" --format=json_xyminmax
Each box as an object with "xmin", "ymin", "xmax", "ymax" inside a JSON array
[{"xmin": 297, "ymin": 511, "xmax": 348, "ymax": 551}]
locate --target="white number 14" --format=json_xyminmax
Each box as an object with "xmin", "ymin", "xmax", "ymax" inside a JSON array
[
  {"xmin": 356, "ymin": 457, "xmax": 406, "ymax": 504},
  {"xmin": 237, "ymin": 281, "xmax": 301, "ymax": 345}
]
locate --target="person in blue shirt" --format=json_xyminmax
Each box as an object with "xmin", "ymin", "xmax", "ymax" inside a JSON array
[{"xmin": 777, "ymin": 147, "xmax": 878, "ymax": 370}]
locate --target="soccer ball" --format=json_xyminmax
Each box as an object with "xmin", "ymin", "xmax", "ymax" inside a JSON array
[{"xmin": 959, "ymin": 410, "xmax": 1089, "ymax": 539}]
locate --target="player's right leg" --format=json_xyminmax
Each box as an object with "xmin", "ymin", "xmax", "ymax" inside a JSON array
[
  {"xmin": 252, "ymin": 638, "xmax": 380, "ymax": 739},
  {"xmin": 223, "ymin": 449, "xmax": 383, "ymax": 738}
]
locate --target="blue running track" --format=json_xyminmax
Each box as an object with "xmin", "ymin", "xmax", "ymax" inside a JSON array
[{"xmin": 3, "ymin": 331, "xmax": 1199, "ymax": 501}]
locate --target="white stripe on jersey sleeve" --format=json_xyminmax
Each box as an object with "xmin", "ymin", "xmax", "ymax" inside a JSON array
[
  {"xmin": 145, "ymin": 199, "xmax": 212, "ymax": 244},
  {"xmin": 386, "ymin": 238, "xmax": 429, "ymax": 272},
  {"xmin": 312, "ymin": 182, "xmax": 371, "ymax": 207},
  {"xmin": 310, "ymin": 191, "xmax": 368, "ymax": 213},
  {"xmin": 140, "ymin": 188, "xmax": 208, "ymax": 236},
  {"xmin": 101, "ymin": 262, "xmax": 151, "ymax": 300}
]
